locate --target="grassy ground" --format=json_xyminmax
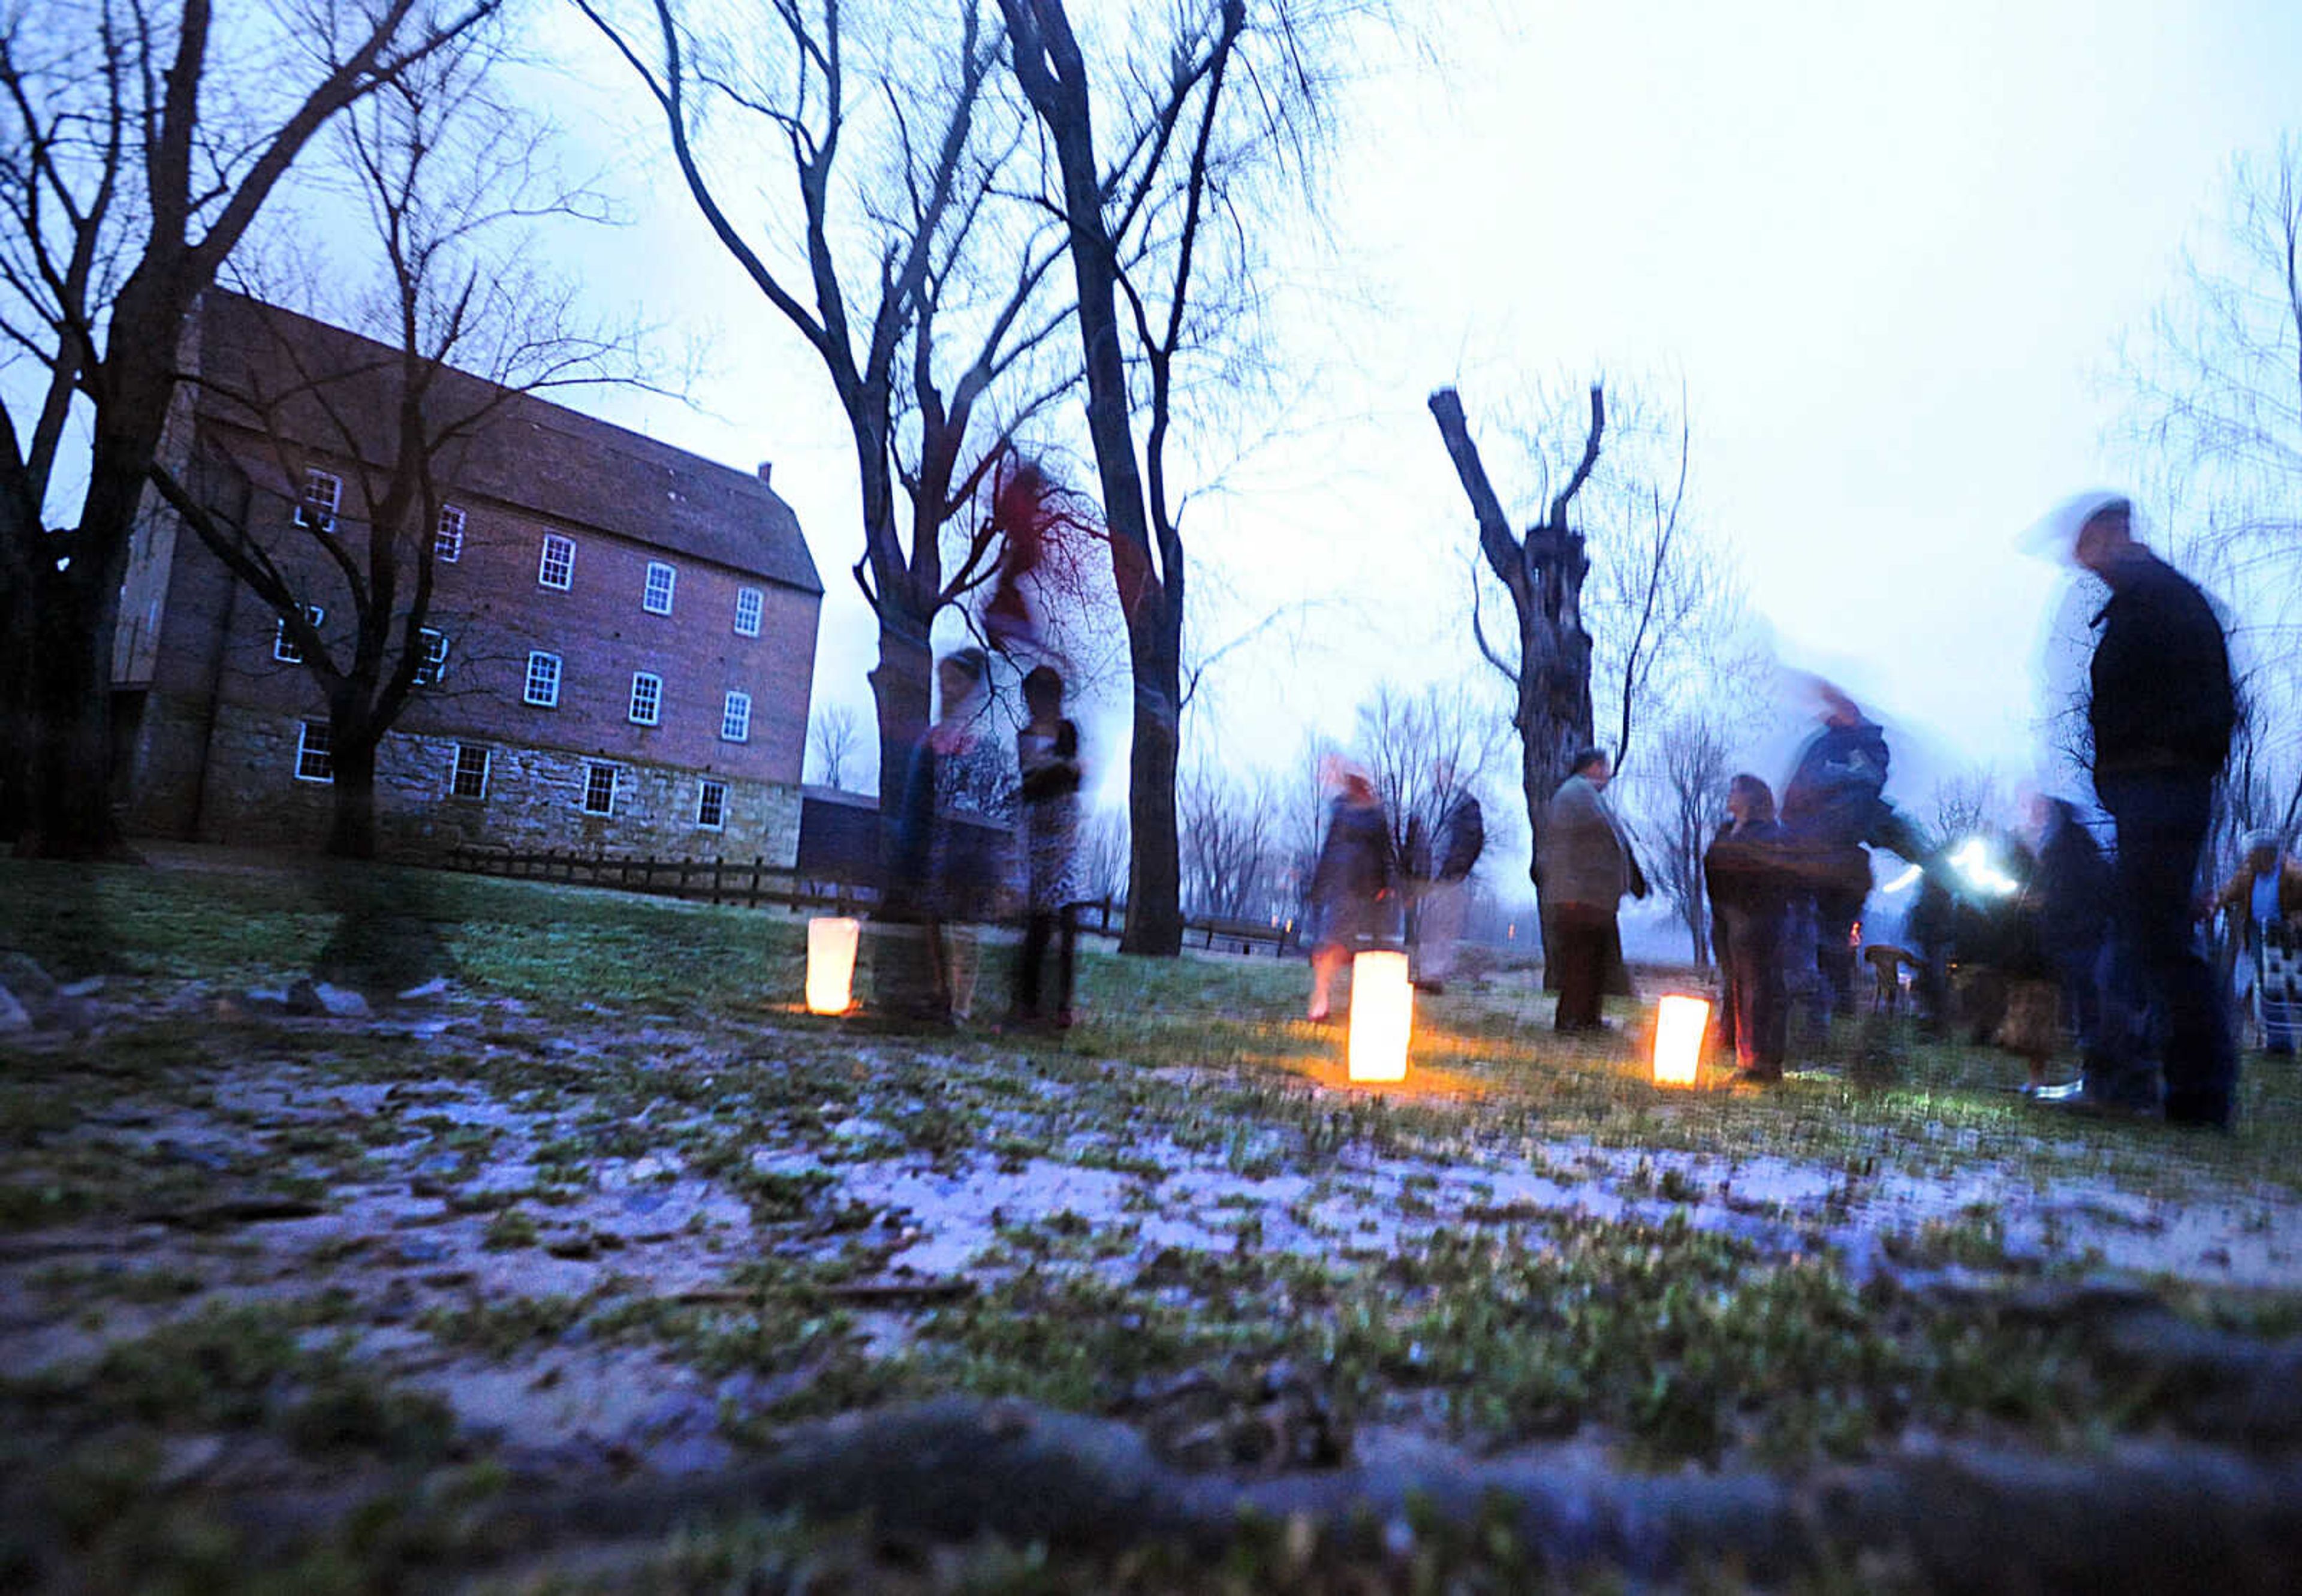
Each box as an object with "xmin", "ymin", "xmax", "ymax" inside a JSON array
[{"xmin": 3, "ymin": 851, "xmax": 2300, "ymax": 1591}]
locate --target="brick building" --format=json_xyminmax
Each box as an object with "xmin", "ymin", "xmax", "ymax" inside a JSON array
[{"xmin": 113, "ymin": 291, "xmax": 823, "ymax": 863}]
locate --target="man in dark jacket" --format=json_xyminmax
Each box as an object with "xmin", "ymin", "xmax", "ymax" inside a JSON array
[{"xmin": 2048, "ymin": 493, "xmax": 2238, "ymax": 1126}]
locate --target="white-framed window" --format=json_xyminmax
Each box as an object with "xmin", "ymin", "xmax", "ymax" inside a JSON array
[
  {"xmin": 628, "ymin": 670, "xmax": 662, "ymax": 726},
  {"xmin": 537, "ymin": 532, "xmax": 576, "ymax": 590},
  {"xmin": 294, "ymin": 719, "xmax": 333, "ymax": 783},
  {"xmin": 733, "ymin": 586, "xmax": 764, "ymax": 637},
  {"xmin": 433, "ymin": 504, "xmax": 465, "ymax": 563},
  {"xmin": 414, "ymin": 627, "xmax": 449, "ymax": 686},
  {"xmin": 696, "ymin": 779, "xmax": 727, "ymax": 830},
  {"xmin": 581, "ymin": 761, "xmax": 617, "ymax": 817},
  {"xmin": 642, "ymin": 561, "xmax": 676, "ymax": 616},
  {"xmin": 524, "ymin": 651, "xmax": 562, "ymax": 707},
  {"xmin": 273, "ymin": 604, "xmax": 324, "ymax": 663},
  {"xmin": 293, "ymin": 468, "xmax": 341, "ymax": 532},
  {"xmin": 720, "ymin": 690, "xmax": 751, "ymax": 743},
  {"xmin": 450, "ymin": 743, "xmax": 490, "ymax": 800}
]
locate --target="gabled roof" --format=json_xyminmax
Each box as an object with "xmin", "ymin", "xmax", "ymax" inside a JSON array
[{"xmin": 188, "ymin": 290, "xmax": 821, "ymax": 595}]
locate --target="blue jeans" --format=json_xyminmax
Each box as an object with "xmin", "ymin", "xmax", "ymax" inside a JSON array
[{"xmin": 2095, "ymin": 772, "xmax": 2237, "ymax": 1125}]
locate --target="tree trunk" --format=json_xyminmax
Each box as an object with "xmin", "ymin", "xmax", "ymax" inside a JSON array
[
  {"xmin": 1123, "ymin": 595, "xmax": 1184, "ymax": 954},
  {"xmin": 326, "ymin": 725, "xmax": 381, "ymax": 861},
  {"xmin": 17, "ymin": 272, "xmax": 186, "ymax": 857},
  {"xmin": 868, "ymin": 610, "xmax": 933, "ymax": 817},
  {"xmin": 1002, "ymin": 0, "xmax": 1183, "ymax": 956}
]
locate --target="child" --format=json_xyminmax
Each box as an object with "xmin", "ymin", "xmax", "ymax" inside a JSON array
[{"xmin": 1011, "ymin": 665, "xmax": 1086, "ymax": 1026}]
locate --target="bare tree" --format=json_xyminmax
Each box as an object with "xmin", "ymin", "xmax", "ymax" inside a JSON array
[
  {"xmin": 1349, "ymin": 678, "xmax": 1508, "ymax": 864},
  {"xmin": 0, "ymin": 0, "xmax": 503, "ymax": 856},
  {"xmin": 1427, "ymin": 383, "xmax": 1605, "ymax": 892},
  {"xmin": 138, "ymin": 32, "xmax": 636, "ymax": 859},
  {"xmin": 810, "ymin": 700, "xmax": 863, "ymax": 790},
  {"xmin": 1177, "ymin": 758, "xmax": 1274, "ymax": 921},
  {"xmin": 578, "ymin": 0, "xmax": 1073, "ymax": 805},
  {"xmin": 999, "ymin": 0, "xmax": 1349, "ymax": 955},
  {"xmin": 1077, "ymin": 803, "xmax": 1129, "ymax": 910},
  {"xmin": 1634, "ymin": 711, "xmax": 1734, "ymax": 966},
  {"xmin": 2117, "ymin": 134, "xmax": 2302, "ymax": 838},
  {"xmin": 1926, "ymin": 767, "xmax": 2006, "ymax": 852}
]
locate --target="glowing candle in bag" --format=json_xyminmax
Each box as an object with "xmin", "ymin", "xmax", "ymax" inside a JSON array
[
  {"xmin": 806, "ymin": 917, "xmax": 860, "ymax": 1014},
  {"xmin": 1652, "ymin": 993, "xmax": 1710, "ymax": 1086},
  {"xmin": 1348, "ymin": 950, "xmax": 1412, "ymax": 1083}
]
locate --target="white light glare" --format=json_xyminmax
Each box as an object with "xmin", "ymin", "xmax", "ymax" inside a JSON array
[
  {"xmin": 1881, "ymin": 863, "xmax": 1924, "ymax": 893},
  {"xmin": 1948, "ymin": 838, "xmax": 2020, "ymax": 897}
]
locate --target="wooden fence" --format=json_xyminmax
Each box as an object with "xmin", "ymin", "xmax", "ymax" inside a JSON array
[
  {"xmin": 442, "ymin": 845, "xmax": 871, "ymax": 914},
  {"xmin": 442, "ymin": 844, "xmax": 1300, "ymax": 956}
]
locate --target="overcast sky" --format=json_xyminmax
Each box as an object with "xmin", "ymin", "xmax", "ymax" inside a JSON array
[{"xmin": 528, "ymin": 0, "xmax": 2302, "ymax": 820}]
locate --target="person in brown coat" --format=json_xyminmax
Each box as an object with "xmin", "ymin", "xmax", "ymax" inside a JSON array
[{"xmin": 1541, "ymin": 749, "xmax": 1641, "ymax": 1034}]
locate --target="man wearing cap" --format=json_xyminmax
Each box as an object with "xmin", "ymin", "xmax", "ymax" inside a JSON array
[
  {"xmin": 2214, "ymin": 829, "xmax": 2302, "ymax": 1055},
  {"xmin": 2040, "ymin": 493, "xmax": 2239, "ymax": 1125}
]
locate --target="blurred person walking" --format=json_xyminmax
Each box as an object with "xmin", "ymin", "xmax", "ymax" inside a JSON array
[
  {"xmin": 1304, "ymin": 762, "xmax": 1396, "ymax": 1023},
  {"xmin": 1541, "ymin": 749, "xmax": 1641, "ymax": 1034},
  {"xmin": 2034, "ymin": 493, "xmax": 2238, "ymax": 1127},
  {"xmin": 886, "ymin": 647, "xmax": 1014, "ymax": 1025},
  {"xmin": 1010, "ymin": 665, "xmax": 1087, "ymax": 1028},
  {"xmin": 2214, "ymin": 828, "xmax": 2302, "ymax": 1055},
  {"xmin": 1409, "ymin": 768, "xmax": 1484, "ymax": 995},
  {"xmin": 2027, "ymin": 794, "xmax": 2115, "ymax": 1060},
  {"xmin": 1704, "ymin": 774, "xmax": 1794, "ymax": 1082},
  {"xmin": 1779, "ymin": 682, "xmax": 1921, "ymax": 1033}
]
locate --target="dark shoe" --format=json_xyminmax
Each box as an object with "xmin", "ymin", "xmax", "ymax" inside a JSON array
[
  {"xmin": 1730, "ymin": 1065, "xmax": 1784, "ymax": 1086},
  {"xmin": 1415, "ymin": 980, "xmax": 1447, "ymax": 997}
]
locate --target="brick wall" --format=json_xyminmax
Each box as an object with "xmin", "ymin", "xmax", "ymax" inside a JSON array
[{"xmin": 189, "ymin": 701, "xmax": 804, "ymax": 866}]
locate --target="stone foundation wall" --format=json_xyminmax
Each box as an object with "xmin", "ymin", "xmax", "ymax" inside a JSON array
[{"xmin": 183, "ymin": 702, "xmax": 802, "ymax": 866}]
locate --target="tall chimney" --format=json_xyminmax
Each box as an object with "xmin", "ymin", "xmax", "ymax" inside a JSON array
[{"xmin": 756, "ymin": 461, "xmax": 774, "ymax": 489}]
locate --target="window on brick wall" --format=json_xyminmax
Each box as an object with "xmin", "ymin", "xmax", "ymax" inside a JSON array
[
  {"xmin": 643, "ymin": 561, "xmax": 676, "ymax": 615},
  {"xmin": 450, "ymin": 743, "xmax": 490, "ymax": 799},
  {"xmin": 697, "ymin": 779, "xmax": 727, "ymax": 829},
  {"xmin": 720, "ymin": 690, "xmax": 751, "ymax": 743},
  {"xmin": 293, "ymin": 468, "xmax": 340, "ymax": 532},
  {"xmin": 273, "ymin": 604, "xmax": 324, "ymax": 663},
  {"xmin": 582, "ymin": 761, "xmax": 617, "ymax": 817},
  {"xmin": 434, "ymin": 504, "xmax": 465, "ymax": 563},
  {"xmin": 628, "ymin": 670, "xmax": 662, "ymax": 725},
  {"xmin": 734, "ymin": 587, "xmax": 763, "ymax": 637},
  {"xmin": 524, "ymin": 651, "xmax": 561, "ymax": 707},
  {"xmin": 538, "ymin": 532, "xmax": 575, "ymax": 589},
  {"xmin": 414, "ymin": 627, "xmax": 449, "ymax": 686},
  {"xmin": 294, "ymin": 719, "xmax": 333, "ymax": 782}
]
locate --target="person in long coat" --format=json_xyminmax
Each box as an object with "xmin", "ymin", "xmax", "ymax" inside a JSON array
[
  {"xmin": 1704, "ymin": 773, "xmax": 1794, "ymax": 1081},
  {"xmin": 1305, "ymin": 763, "xmax": 1395, "ymax": 1022},
  {"xmin": 1541, "ymin": 748, "xmax": 1638, "ymax": 1034}
]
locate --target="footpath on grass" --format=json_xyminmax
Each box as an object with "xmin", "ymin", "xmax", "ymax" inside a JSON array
[{"xmin": 3, "ymin": 852, "xmax": 2302, "ymax": 1589}]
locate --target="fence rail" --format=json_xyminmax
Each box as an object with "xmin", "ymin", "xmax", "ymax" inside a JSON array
[
  {"xmin": 442, "ymin": 844, "xmax": 872, "ymax": 914},
  {"xmin": 442, "ymin": 844, "xmax": 1300, "ymax": 956}
]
